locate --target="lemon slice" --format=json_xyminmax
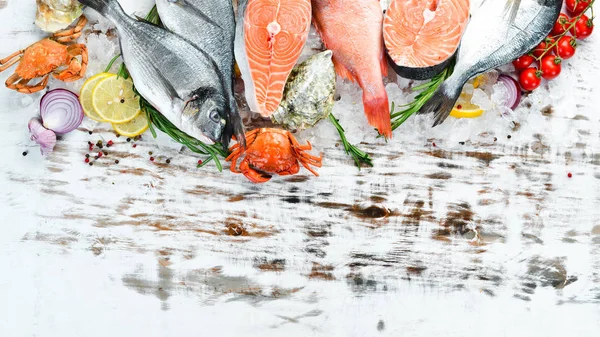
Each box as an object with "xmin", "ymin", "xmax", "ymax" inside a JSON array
[
  {"xmin": 112, "ymin": 112, "xmax": 149, "ymax": 137},
  {"xmin": 450, "ymin": 90, "xmax": 484, "ymax": 119},
  {"xmin": 79, "ymin": 73, "xmax": 111, "ymax": 122},
  {"xmin": 92, "ymin": 74, "xmax": 140, "ymax": 123}
]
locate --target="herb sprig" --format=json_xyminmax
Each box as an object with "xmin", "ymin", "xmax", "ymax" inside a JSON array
[
  {"xmin": 105, "ymin": 6, "xmax": 226, "ymax": 170},
  {"xmin": 389, "ymin": 64, "xmax": 453, "ymax": 131},
  {"xmin": 329, "ymin": 113, "xmax": 373, "ymax": 169}
]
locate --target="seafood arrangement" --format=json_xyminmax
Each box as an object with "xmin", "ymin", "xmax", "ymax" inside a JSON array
[{"xmin": 2, "ymin": 0, "xmax": 595, "ymax": 183}]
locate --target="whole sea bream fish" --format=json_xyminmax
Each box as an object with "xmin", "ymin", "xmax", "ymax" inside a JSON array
[
  {"xmin": 420, "ymin": 0, "xmax": 562, "ymax": 126},
  {"xmin": 155, "ymin": 0, "xmax": 245, "ymax": 148},
  {"xmin": 77, "ymin": 0, "xmax": 239, "ymax": 148}
]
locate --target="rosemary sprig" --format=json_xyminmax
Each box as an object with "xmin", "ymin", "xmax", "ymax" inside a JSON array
[
  {"xmin": 141, "ymin": 97, "xmax": 227, "ymax": 171},
  {"xmin": 104, "ymin": 5, "xmax": 226, "ymax": 171},
  {"xmin": 328, "ymin": 113, "xmax": 373, "ymax": 169},
  {"xmin": 390, "ymin": 64, "xmax": 453, "ymax": 131}
]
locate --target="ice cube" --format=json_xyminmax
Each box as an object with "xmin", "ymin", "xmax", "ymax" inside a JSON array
[
  {"xmin": 491, "ymin": 82, "xmax": 509, "ymax": 108},
  {"xmin": 475, "ymin": 70, "xmax": 499, "ymax": 92},
  {"xmin": 471, "ymin": 88, "xmax": 493, "ymax": 110},
  {"xmin": 463, "ymin": 83, "xmax": 475, "ymax": 95}
]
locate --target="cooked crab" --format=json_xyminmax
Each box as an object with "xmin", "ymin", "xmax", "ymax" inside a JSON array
[
  {"xmin": 226, "ymin": 128, "xmax": 323, "ymax": 183},
  {"xmin": 0, "ymin": 16, "xmax": 87, "ymax": 94}
]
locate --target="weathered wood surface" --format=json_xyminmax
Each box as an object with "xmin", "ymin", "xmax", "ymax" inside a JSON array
[{"xmin": 1, "ymin": 1, "xmax": 600, "ymax": 336}]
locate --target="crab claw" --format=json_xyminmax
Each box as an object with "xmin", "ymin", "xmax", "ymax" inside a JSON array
[{"xmin": 240, "ymin": 160, "xmax": 272, "ymax": 183}]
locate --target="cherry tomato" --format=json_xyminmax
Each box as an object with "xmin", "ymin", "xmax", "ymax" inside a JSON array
[
  {"xmin": 540, "ymin": 55, "xmax": 562, "ymax": 80},
  {"xmin": 532, "ymin": 37, "xmax": 555, "ymax": 58},
  {"xmin": 551, "ymin": 14, "xmax": 571, "ymax": 36},
  {"xmin": 519, "ymin": 68, "xmax": 542, "ymax": 91},
  {"xmin": 512, "ymin": 54, "xmax": 535, "ymax": 70},
  {"xmin": 555, "ymin": 36, "xmax": 577, "ymax": 59},
  {"xmin": 570, "ymin": 15, "xmax": 594, "ymax": 40},
  {"xmin": 566, "ymin": 0, "xmax": 591, "ymax": 16}
]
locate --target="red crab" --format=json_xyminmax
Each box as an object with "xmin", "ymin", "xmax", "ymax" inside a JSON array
[
  {"xmin": 0, "ymin": 16, "xmax": 88, "ymax": 94},
  {"xmin": 226, "ymin": 128, "xmax": 323, "ymax": 183}
]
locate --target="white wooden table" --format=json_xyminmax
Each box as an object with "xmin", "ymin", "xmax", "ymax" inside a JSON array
[{"xmin": 1, "ymin": 1, "xmax": 599, "ymax": 336}]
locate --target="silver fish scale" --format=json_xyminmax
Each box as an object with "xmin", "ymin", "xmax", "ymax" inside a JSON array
[
  {"xmin": 155, "ymin": 0, "xmax": 235, "ymax": 83},
  {"xmin": 454, "ymin": 0, "xmax": 559, "ymax": 76},
  {"xmin": 271, "ymin": 51, "xmax": 336, "ymax": 131},
  {"xmin": 102, "ymin": 3, "xmax": 224, "ymax": 143},
  {"xmin": 156, "ymin": 0, "xmax": 245, "ymax": 147}
]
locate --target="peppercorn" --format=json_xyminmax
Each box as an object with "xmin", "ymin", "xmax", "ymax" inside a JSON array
[
  {"xmin": 89, "ymin": 162, "xmax": 93, "ymax": 166},
  {"xmin": 459, "ymin": 141, "xmax": 465, "ymax": 145},
  {"xmin": 94, "ymin": 156, "xmax": 99, "ymax": 160},
  {"xmin": 98, "ymin": 152, "xmax": 103, "ymax": 158},
  {"xmin": 88, "ymin": 131, "xmax": 93, "ymax": 135},
  {"xmin": 133, "ymin": 144, "xmax": 137, "ymax": 148},
  {"xmin": 115, "ymin": 160, "xmax": 120, "ymax": 164},
  {"xmin": 568, "ymin": 173, "xmax": 572, "ymax": 178},
  {"xmin": 85, "ymin": 158, "xmax": 90, "ymax": 163},
  {"xmin": 103, "ymin": 151, "xmax": 108, "ymax": 156},
  {"xmin": 85, "ymin": 154, "xmax": 90, "ymax": 158},
  {"xmin": 166, "ymin": 159, "xmax": 171, "ymax": 164},
  {"xmin": 22, "ymin": 151, "xmax": 28, "ymax": 156},
  {"xmin": 150, "ymin": 157, "xmax": 155, "ymax": 162},
  {"xmin": 197, "ymin": 160, "xmax": 203, "ymax": 165},
  {"xmin": 148, "ymin": 151, "xmax": 153, "ymax": 156},
  {"xmin": 507, "ymin": 135, "xmax": 512, "ymax": 139},
  {"xmin": 126, "ymin": 138, "xmax": 131, "ymax": 142},
  {"xmin": 432, "ymin": 142, "xmax": 436, "ymax": 147}
]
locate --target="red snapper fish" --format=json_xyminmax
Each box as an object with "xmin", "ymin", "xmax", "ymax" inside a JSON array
[{"xmin": 312, "ymin": 0, "xmax": 391, "ymax": 138}]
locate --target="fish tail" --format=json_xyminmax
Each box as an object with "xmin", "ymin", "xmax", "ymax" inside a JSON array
[
  {"xmin": 418, "ymin": 78, "xmax": 464, "ymax": 127},
  {"xmin": 78, "ymin": 0, "xmax": 123, "ymax": 19},
  {"xmin": 363, "ymin": 90, "xmax": 392, "ymax": 139}
]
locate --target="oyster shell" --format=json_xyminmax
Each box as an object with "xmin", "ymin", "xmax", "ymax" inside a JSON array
[{"xmin": 35, "ymin": 0, "xmax": 83, "ymax": 33}]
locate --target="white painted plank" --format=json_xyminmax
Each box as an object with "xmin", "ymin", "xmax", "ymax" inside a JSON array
[{"xmin": 0, "ymin": 1, "xmax": 599, "ymax": 336}]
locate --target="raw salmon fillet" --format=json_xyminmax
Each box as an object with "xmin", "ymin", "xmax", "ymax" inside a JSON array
[
  {"xmin": 312, "ymin": 0, "xmax": 391, "ymax": 138},
  {"xmin": 383, "ymin": 0, "xmax": 470, "ymax": 78},
  {"xmin": 237, "ymin": 0, "xmax": 311, "ymax": 117}
]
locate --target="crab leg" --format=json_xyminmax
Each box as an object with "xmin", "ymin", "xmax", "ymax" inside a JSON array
[
  {"xmin": 52, "ymin": 16, "xmax": 88, "ymax": 43},
  {"xmin": 54, "ymin": 44, "xmax": 88, "ymax": 82},
  {"xmin": 297, "ymin": 159, "xmax": 320, "ymax": 177},
  {"xmin": 6, "ymin": 73, "xmax": 49, "ymax": 94},
  {"xmin": 0, "ymin": 51, "xmax": 23, "ymax": 71},
  {"xmin": 226, "ymin": 130, "xmax": 259, "ymax": 173},
  {"xmin": 240, "ymin": 160, "xmax": 271, "ymax": 183}
]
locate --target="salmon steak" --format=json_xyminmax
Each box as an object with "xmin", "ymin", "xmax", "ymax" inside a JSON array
[
  {"xmin": 234, "ymin": 0, "xmax": 312, "ymax": 117},
  {"xmin": 383, "ymin": 0, "xmax": 470, "ymax": 80},
  {"xmin": 312, "ymin": 0, "xmax": 391, "ymax": 138}
]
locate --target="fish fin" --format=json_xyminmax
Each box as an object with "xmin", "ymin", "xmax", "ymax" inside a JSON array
[
  {"xmin": 78, "ymin": 0, "xmax": 117, "ymax": 16},
  {"xmin": 418, "ymin": 81, "xmax": 462, "ymax": 127},
  {"xmin": 380, "ymin": 46, "xmax": 388, "ymax": 77},
  {"xmin": 334, "ymin": 61, "xmax": 358, "ymax": 83},
  {"xmin": 363, "ymin": 90, "xmax": 392, "ymax": 139},
  {"xmin": 222, "ymin": 101, "xmax": 246, "ymax": 151}
]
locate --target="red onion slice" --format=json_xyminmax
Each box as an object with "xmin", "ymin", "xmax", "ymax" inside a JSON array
[
  {"xmin": 29, "ymin": 117, "xmax": 57, "ymax": 156},
  {"xmin": 40, "ymin": 89, "xmax": 84, "ymax": 134},
  {"xmin": 497, "ymin": 74, "xmax": 522, "ymax": 110}
]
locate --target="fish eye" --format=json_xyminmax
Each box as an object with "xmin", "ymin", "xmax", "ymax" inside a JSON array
[{"xmin": 209, "ymin": 110, "xmax": 220, "ymax": 123}]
